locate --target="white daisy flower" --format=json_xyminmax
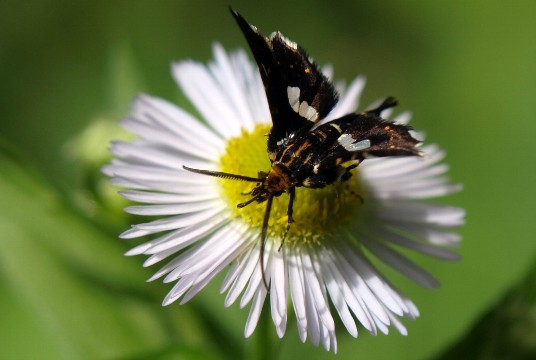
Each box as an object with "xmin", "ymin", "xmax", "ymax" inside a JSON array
[{"xmin": 103, "ymin": 42, "xmax": 464, "ymax": 352}]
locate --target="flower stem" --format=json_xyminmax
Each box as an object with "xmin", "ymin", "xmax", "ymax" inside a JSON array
[{"xmin": 248, "ymin": 306, "xmax": 278, "ymax": 360}]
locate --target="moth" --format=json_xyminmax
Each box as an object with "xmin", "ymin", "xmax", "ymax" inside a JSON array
[{"xmin": 184, "ymin": 9, "xmax": 421, "ymax": 288}]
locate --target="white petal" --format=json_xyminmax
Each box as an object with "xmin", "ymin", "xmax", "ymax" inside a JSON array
[
  {"xmin": 320, "ymin": 252, "xmax": 358, "ymax": 337},
  {"xmin": 229, "ymin": 49, "xmax": 270, "ymax": 124},
  {"xmin": 301, "ymin": 251, "xmax": 335, "ymax": 332},
  {"xmin": 323, "ymin": 251, "xmax": 374, "ymax": 333},
  {"xmin": 288, "ymin": 249, "xmax": 308, "ymax": 342},
  {"xmin": 303, "ymin": 273, "xmax": 321, "ymax": 346},
  {"xmin": 240, "ymin": 241, "xmax": 273, "ymax": 308},
  {"xmin": 120, "ymin": 116, "xmax": 218, "ymax": 161},
  {"xmin": 376, "ymin": 200, "xmax": 466, "ymax": 227},
  {"xmin": 162, "ymin": 278, "xmax": 193, "ymax": 305},
  {"xmin": 111, "ymin": 176, "xmax": 214, "ymax": 194},
  {"xmin": 105, "ymin": 161, "xmax": 212, "ymax": 184},
  {"xmin": 373, "ymin": 226, "xmax": 461, "ymax": 260},
  {"xmin": 125, "ymin": 201, "xmax": 218, "ymax": 216},
  {"xmin": 149, "ymin": 224, "xmax": 236, "ymax": 282},
  {"xmin": 180, "ymin": 235, "xmax": 248, "ymax": 304},
  {"xmin": 145, "ymin": 215, "xmax": 229, "ymax": 255},
  {"xmin": 245, "ymin": 287, "xmax": 267, "ymax": 337},
  {"xmin": 324, "ymin": 75, "xmax": 366, "ymax": 121},
  {"xmin": 395, "ymin": 223, "xmax": 462, "ymax": 246},
  {"xmin": 392, "ymin": 111, "xmax": 412, "ymax": 125},
  {"xmin": 109, "ymin": 140, "xmax": 213, "ymax": 172},
  {"xmin": 173, "ymin": 60, "xmax": 242, "ymax": 138},
  {"xmin": 119, "ymin": 190, "xmax": 218, "ymax": 204},
  {"xmin": 321, "ymin": 64, "xmax": 334, "ymax": 80},
  {"xmin": 132, "ymin": 94, "xmax": 224, "ymax": 148},
  {"xmin": 362, "ymin": 145, "xmax": 446, "ymax": 179},
  {"xmin": 270, "ymin": 249, "xmax": 288, "ymax": 338},
  {"xmin": 361, "ymin": 235, "xmax": 440, "ymax": 288},
  {"xmin": 341, "ymin": 246, "xmax": 415, "ymax": 316},
  {"xmin": 163, "ymin": 225, "xmax": 245, "ymax": 281},
  {"xmin": 210, "ymin": 44, "xmax": 256, "ymax": 130},
  {"xmin": 223, "ymin": 242, "xmax": 258, "ymax": 306},
  {"xmin": 121, "ymin": 205, "xmax": 226, "ymax": 238},
  {"xmin": 335, "ymin": 247, "xmax": 390, "ymax": 327},
  {"xmin": 388, "ymin": 312, "xmax": 409, "ymax": 336},
  {"xmin": 124, "ymin": 214, "xmax": 227, "ymax": 257}
]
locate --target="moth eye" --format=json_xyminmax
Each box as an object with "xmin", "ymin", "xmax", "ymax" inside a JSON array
[{"xmin": 338, "ymin": 134, "xmax": 371, "ymax": 152}]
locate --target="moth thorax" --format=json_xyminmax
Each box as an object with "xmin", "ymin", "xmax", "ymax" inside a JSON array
[{"xmin": 264, "ymin": 162, "xmax": 294, "ymax": 194}]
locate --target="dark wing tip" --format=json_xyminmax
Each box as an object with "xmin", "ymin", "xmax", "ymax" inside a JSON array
[
  {"xmin": 229, "ymin": 8, "xmax": 257, "ymax": 37},
  {"xmin": 229, "ymin": 6, "xmax": 239, "ymax": 19}
]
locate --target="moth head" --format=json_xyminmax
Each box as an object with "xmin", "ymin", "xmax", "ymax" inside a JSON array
[{"xmin": 264, "ymin": 162, "xmax": 295, "ymax": 194}]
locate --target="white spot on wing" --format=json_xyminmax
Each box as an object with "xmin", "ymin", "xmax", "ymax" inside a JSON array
[
  {"xmin": 287, "ymin": 86, "xmax": 319, "ymax": 122},
  {"xmin": 301, "ymin": 103, "xmax": 318, "ymax": 121},
  {"xmin": 337, "ymin": 134, "xmax": 354, "ymax": 147},
  {"xmin": 330, "ymin": 123, "xmax": 342, "ymax": 133},
  {"xmin": 338, "ymin": 134, "xmax": 371, "ymax": 152},
  {"xmin": 347, "ymin": 139, "xmax": 371, "ymax": 151},
  {"xmin": 287, "ymin": 87, "xmax": 300, "ymax": 112}
]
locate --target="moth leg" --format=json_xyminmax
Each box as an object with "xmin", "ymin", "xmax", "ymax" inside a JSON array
[
  {"xmin": 340, "ymin": 163, "xmax": 358, "ymax": 182},
  {"xmin": 279, "ymin": 186, "xmax": 295, "ymax": 251},
  {"xmin": 237, "ymin": 196, "xmax": 259, "ymax": 208},
  {"xmin": 336, "ymin": 158, "xmax": 361, "ymax": 183},
  {"xmin": 345, "ymin": 184, "xmax": 364, "ymax": 204},
  {"xmin": 366, "ymin": 96, "xmax": 397, "ymax": 116},
  {"xmin": 341, "ymin": 164, "xmax": 364, "ymax": 203}
]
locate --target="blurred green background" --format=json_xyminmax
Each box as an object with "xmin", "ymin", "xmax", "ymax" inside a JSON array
[{"xmin": 1, "ymin": 0, "xmax": 535, "ymax": 359}]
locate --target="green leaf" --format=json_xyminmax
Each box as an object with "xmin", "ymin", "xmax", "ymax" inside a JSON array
[
  {"xmin": 436, "ymin": 256, "xmax": 536, "ymax": 360},
  {"xmin": 0, "ymin": 151, "xmax": 229, "ymax": 359}
]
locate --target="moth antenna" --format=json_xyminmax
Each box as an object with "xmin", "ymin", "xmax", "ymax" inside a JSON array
[
  {"xmin": 366, "ymin": 97, "xmax": 398, "ymax": 116},
  {"xmin": 183, "ymin": 165, "xmax": 260, "ymax": 182},
  {"xmin": 260, "ymin": 195, "xmax": 274, "ymax": 291}
]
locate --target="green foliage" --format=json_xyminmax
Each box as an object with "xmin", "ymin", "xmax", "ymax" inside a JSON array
[{"xmin": 437, "ymin": 255, "xmax": 536, "ymax": 359}]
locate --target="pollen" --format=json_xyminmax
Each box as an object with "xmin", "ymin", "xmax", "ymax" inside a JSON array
[{"xmin": 219, "ymin": 124, "xmax": 366, "ymax": 247}]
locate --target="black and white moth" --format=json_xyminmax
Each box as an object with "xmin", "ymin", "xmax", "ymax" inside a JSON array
[{"xmin": 184, "ymin": 9, "xmax": 421, "ymax": 288}]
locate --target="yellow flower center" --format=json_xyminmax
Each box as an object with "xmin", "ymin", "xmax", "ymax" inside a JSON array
[{"xmin": 219, "ymin": 123, "xmax": 365, "ymax": 247}]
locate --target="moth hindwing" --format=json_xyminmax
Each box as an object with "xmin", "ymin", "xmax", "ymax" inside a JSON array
[{"xmin": 183, "ymin": 10, "xmax": 421, "ymax": 289}]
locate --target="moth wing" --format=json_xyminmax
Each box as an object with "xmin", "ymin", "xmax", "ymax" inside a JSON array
[
  {"xmin": 231, "ymin": 10, "xmax": 338, "ymax": 154},
  {"xmin": 316, "ymin": 113, "xmax": 421, "ymax": 171},
  {"xmin": 345, "ymin": 114, "xmax": 420, "ymax": 157}
]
